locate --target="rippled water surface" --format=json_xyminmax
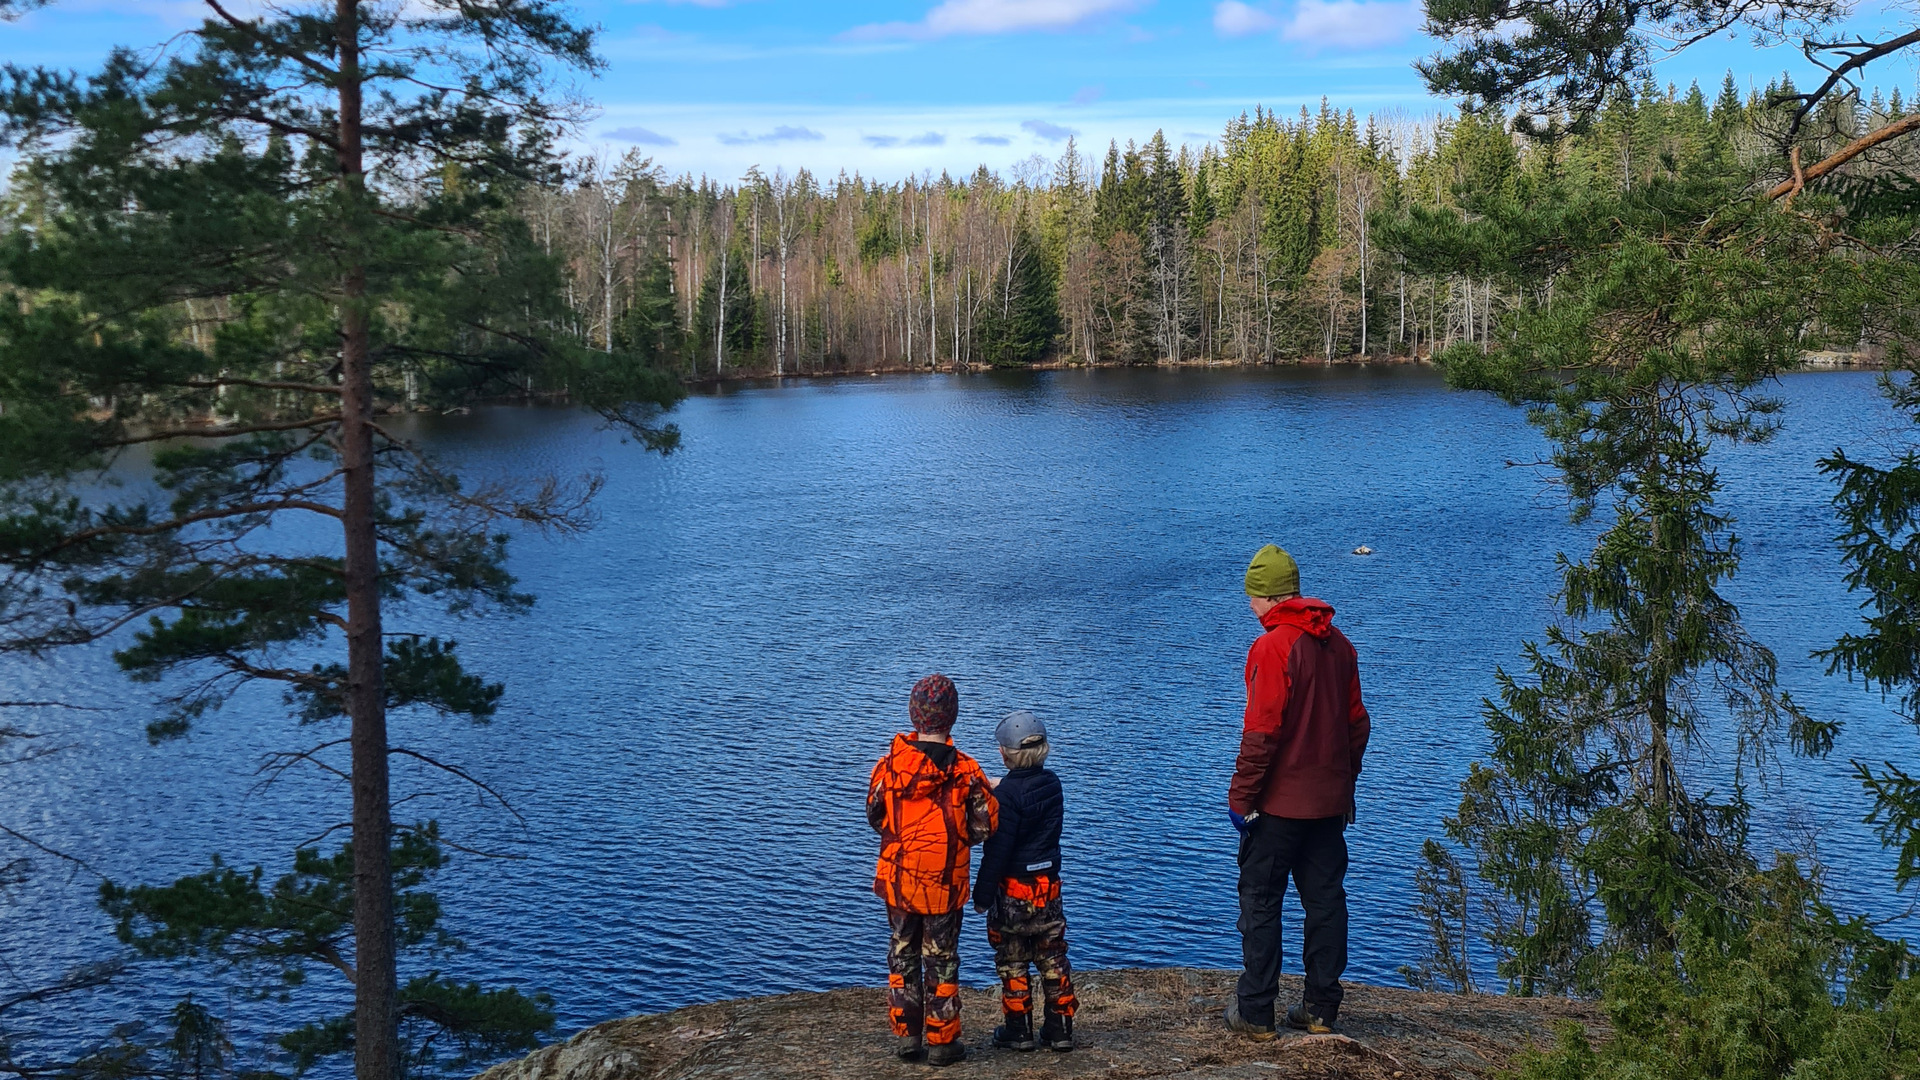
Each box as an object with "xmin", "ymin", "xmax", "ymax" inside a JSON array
[{"xmin": 5, "ymin": 367, "xmax": 1913, "ymax": 1055}]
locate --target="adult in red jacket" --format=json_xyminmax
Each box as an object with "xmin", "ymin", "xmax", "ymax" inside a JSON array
[{"xmin": 1225, "ymin": 544, "xmax": 1370, "ymax": 1039}]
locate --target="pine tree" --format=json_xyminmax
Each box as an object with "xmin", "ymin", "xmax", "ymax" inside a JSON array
[{"xmin": 0, "ymin": 4, "xmax": 680, "ymax": 1076}]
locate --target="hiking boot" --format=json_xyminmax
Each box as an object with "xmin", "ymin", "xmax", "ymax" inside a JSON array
[
  {"xmin": 1224, "ymin": 999, "xmax": 1276, "ymax": 1041},
  {"xmin": 992, "ymin": 1012, "xmax": 1036, "ymax": 1052},
  {"xmin": 1039, "ymin": 1015, "xmax": 1075, "ymax": 1052},
  {"xmin": 895, "ymin": 1034, "xmax": 924, "ymax": 1062},
  {"xmin": 1285, "ymin": 1003, "xmax": 1335, "ymax": 1034},
  {"xmin": 925, "ymin": 1041, "xmax": 966, "ymax": 1067}
]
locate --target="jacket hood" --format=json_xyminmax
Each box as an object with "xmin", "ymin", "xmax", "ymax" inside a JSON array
[
  {"xmin": 1260, "ymin": 596, "xmax": 1335, "ymax": 639},
  {"xmin": 889, "ymin": 733, "xmax": 960, "ymax": 796}
]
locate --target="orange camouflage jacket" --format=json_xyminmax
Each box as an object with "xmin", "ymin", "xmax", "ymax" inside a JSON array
[{"xmin": 868, "ymin": 734, "xmax": 999, "ymax": 914}]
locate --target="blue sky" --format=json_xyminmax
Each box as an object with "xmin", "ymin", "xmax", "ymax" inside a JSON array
[{"xmin": 6, "ymin": 1, "xmax": 1917, "ymax": 181}]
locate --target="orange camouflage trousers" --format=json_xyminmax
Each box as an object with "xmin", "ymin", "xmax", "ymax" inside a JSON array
[
  {"xmin": 886, "ymin": 906, "xmax": 964, "ymax": 1046},
  {"xmin": 985, "ymin": 875, "xmax": 1076, "ymax": 1022}
]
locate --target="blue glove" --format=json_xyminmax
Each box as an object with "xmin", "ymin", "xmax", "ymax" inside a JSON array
[{"xmin": 1229, "ymin": 810, "xmax": 1249, "ymax": 834}]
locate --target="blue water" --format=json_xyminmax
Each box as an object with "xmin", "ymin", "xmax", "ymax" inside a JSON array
[{"xmin": 3, "ymin": 366, "xmax": 1911, "ymax": 1065}]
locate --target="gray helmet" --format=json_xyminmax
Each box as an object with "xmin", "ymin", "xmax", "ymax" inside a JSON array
[{"xmin": 995, "ymin": 710, "xmax": 1048, "ymax": 750}]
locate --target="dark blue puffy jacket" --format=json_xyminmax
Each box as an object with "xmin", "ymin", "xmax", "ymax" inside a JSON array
[{"xmin": 973, "ymin": 766, "xmax": 1063, "ymax": 904}]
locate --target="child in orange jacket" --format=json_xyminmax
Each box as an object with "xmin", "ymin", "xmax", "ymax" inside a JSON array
[{"xmin": 868, "ymin": 673, "xmax": 998, "ymax": 1067}]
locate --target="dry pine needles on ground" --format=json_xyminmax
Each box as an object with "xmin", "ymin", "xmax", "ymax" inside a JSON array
[{"xmin": 477, "ymin": 967, "xmax": 1603, "ymax": 1080}]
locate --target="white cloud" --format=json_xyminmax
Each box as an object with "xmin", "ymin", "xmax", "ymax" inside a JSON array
[
  {"xmin": 603, "ymin": 125, "xmax": 678, "ymax": 146},
  {"xmin": 716, "ymin": 125, "xmax": 825, "ymax": 145},
  {"xmin": 583, "ymin": 96, "xmax": 1431, "ymax": 183},
  {"xmin": 1021, "ymin": 119, "xmax": 1079, "ymax": 141},
  {"xmin": 1215, "ymin": 0, "xmax": 1420, "ymax": 47},
  {"xmin": 848, "ymin": 0, "xmax": 1144, "ymax": 40},
  {"xmin": 863, "ymin": 132, "xmax": 948, "ymax": 148},
  {"xmin": 1213, "ymin": 0, "xmax": 1280, "ymax": 36},
  {"xmin": 1282, "ymin": 0, "xmax": 1421, "ymax": 48}
]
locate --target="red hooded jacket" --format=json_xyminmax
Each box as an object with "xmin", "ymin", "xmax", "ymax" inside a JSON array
[{"xmin": 1228, "ymin": 597, "xmax": 1371, "ymax": 820}]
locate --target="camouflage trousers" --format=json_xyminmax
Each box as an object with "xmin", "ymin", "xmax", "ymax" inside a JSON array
[
  {"xmin": 984, "ymin": 875, "xmax": 1076, "ymax": 1022},
  {"xmin": 886, "ymin": 906, "xmax": 964, "ymax": 1046}
]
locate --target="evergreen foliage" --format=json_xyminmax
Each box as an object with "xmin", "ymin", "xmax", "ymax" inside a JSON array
[
  {"xmin": 1404, "ymin": 0, "xmax": 1920, "ymax": 1074},
  {"xmin": 0, "ymin": 2, "xmax": 680, "ymax": 1076},
  {"xmin": 99, "ymin": 824, "xmax": 554, "ymax": 1076},
  {"xmin": 980, "ymin": 217, "xmax": 1059, "ymax": 366},
  {"xmin": 1823, "ymin": 376, "xmax": 1920, "ymax": 892}
]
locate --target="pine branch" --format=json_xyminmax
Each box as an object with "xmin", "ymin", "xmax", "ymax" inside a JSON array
[
  {"xmin": 183, "ymin": 377, "xmax": 342, "ymax": 394},
  {"xmin": 102, "ymin": 413, "xmax": 344, "ymax": 447},
  {"xmin": 202, "ymin": 0, "xmax": 340, "ymax": 82},
  {"xmin": 1767, "ymin": 115, "xmax": 1920, "ymax": 201},
  {"xmin": 1786, "ymin": 28, "xmax": 1920, "ymax": 137}
]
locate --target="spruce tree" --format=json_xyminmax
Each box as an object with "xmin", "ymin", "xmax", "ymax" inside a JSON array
[
  {"xmin": 0, "ymin": 3, "xmax": 680, "ymax": 1076},
  {"xmin": 699, "ymin": 243, "xmax": 757, "ymax": 371},
  {"xmin": 1404, "ymin": 0, "xmax": 1920, "ymax": 1018},
  {"xmin": 980, "ymin": 216, "xmax": 1060, "ymax": 366}
]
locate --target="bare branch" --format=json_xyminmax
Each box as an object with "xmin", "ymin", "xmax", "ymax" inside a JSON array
[
  {"xmin": 0, "ymin": 961, "xmax": 121, "ymax": 1018},
  {"xmin": 1787, "ymin": 28, "xmax": 1920, "ymax": 136},
  {"xmin": 406, "ymin": 829, "xmax": 527, "ymax": 861},
  {"xmin": 253, "ymin": 738, "xmax": 352, "ymax": 793},
  {"xmin": 0, "ymin": 823, "xmax": 97, "ymax": 876},
  {"xmin": 101, "ymin": 413, "xmax": 342, "ymax": 447},
  {"xmin": 388, "ymin": 747, "xmax": 524, "ymax": 825}
]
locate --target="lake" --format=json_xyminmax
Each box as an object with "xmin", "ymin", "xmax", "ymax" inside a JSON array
[{"xmin": 3, "ymin": 366, "xmax": 1910, "ymax": 1062}]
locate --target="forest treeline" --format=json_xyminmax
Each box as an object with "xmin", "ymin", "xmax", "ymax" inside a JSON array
[{"xmin": 535, "ymin": 74, "xmax": 1916, "ymax": 378}]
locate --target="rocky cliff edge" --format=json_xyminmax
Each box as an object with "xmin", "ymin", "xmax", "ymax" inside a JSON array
[{"xmin": 475, "ymin": 967, "xmax": 1601, "ymax": 1080}]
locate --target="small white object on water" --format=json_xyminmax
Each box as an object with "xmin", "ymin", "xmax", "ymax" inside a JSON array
[{"xmin": 1353, "ymin": 545, "xmax": 1373, "ymax": 556}]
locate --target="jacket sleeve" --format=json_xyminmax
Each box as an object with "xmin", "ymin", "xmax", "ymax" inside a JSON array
[
  {"xmin": 1228, "ymin": 639, "xmax": 1291, "ymax": 814},
  {"xmin": 964, "ymin": 770, "xmax": 999, "ymax": 846},
  {"xmin": 1348, "ymin": 650, "xmax": 1371, "ymax": 777},
  {"xmin": 867, "ymin": 761, "xmax": 889, "ymax": 835},
  {"xmin": 973, "ymin": 781, "xmax": 1019, "ymax": 903}
]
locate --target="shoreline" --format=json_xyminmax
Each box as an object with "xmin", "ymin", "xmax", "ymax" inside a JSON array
[
  {"xmin": 681, "ymin": 349, "xmax": 1882, "ymax": 389},
  {"xmin": 684, "ymin": 353, "xmax": 1436, "ymax": 388}
]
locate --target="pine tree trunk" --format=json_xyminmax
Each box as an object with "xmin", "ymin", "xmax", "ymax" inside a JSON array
[{"xmin": 334, "ymin": 5, "xmax": 398, "ymax": 1079}]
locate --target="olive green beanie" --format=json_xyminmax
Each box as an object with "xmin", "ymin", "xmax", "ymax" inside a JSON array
[{"xmin": 1244, "ymin": 544, "xmax": 1300, "ymax": 598}]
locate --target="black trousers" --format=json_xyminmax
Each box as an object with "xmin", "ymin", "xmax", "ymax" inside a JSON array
[{"xmin": 1235, "ymin": 814, "xmax": 1348, "ymax": 1027}]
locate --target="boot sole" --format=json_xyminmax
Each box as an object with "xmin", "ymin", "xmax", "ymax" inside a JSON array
[
  {"xmin": 1285, "ymin": 1014, "xmax": 1335, "ymax": 1035},
  {"xmin": 1224, "ymin": 1003, "xmax": 1276, "ymax": 1041}
]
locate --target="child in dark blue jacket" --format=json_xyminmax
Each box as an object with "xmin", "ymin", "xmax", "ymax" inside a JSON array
[{"xmin": 972, "ymin": 710, "xmax": 1076, "ymax": 1053}]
